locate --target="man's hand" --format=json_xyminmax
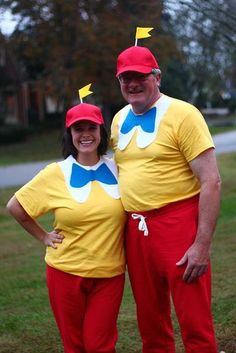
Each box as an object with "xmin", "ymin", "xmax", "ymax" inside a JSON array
[{"xmin": 176, "ymin": 242, "xmax": 210, "ymax": 283}]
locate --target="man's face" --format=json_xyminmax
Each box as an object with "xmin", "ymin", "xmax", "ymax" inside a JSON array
[{"xmin": 118, "ymin": 71, "xmax": 161, "ymax": 114}]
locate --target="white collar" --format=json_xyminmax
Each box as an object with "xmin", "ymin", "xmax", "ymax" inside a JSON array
[
  {"xmin": 118, "ymin": 94, "xmax": 171, "ymax": 150},
  {"xmin": 58, "ymin": 155, "xmax": 120, "ymax": 203}
]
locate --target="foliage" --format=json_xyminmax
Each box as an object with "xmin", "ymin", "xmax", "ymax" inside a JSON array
[
  {"xmin": 161, "ymin": 57, "xmax": 191, "ymax": 101},
  {"xmin": 164, "ymin": 0, "xmax": 236, "ymax": 107},
  {"xmin": 0, "ymin": 124, "xmax": 29, "ymax": 144},
  {"xmin": 0, "ymin": 0, "xmax": 182, "ymax": 116},
  {"xmin": 0, "ymin": 0, "xmax": 236, "ymax": 118}
]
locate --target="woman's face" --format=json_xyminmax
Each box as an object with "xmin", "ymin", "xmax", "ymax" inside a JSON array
[{"xmin": 71, "ymin": 120, "xmax": 101, "ymax": 161}]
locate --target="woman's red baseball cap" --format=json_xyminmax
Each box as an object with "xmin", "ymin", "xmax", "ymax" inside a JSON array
[{"xmin": 66, "ymin": 103, "xmax": 104, "ymax": 128}]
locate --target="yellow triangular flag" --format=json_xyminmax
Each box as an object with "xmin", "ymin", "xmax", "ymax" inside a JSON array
[
  {"xmin": 78, "ymin": 84, "xmax": 93, "ymax": 103},
  {"xmin": 135, "ymin": 27, "xmax": 154, "ymax": 40}
]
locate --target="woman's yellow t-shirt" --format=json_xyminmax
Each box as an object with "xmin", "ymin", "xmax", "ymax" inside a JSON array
[{"xmin": 15, "ymin": 156, "xmax": 126, "ymax": 277}]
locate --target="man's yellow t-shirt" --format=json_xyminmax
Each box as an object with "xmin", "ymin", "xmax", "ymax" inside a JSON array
[
  {"xmin": 15, "ymin": 156, "xmax": 126, "ymax": 277},
  {"xmin": 111, "ymin": 94, "xmax": 214, "ymax": 211}
]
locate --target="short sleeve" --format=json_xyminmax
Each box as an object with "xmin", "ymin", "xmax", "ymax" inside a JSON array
[
  {"xmin": 177, "ymin": 107, "xmax": 214, "ymax": 162},
  {"xmin": 15, "ymin": 163, "xmax": 58, "ymax": 218}
]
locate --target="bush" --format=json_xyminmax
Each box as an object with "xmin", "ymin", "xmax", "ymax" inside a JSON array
[{"xmin": 0, "ymin": 125, "xmax": 29, "ymax": 144}]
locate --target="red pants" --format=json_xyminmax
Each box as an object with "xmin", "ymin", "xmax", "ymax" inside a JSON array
[
  {"xmin": 46, "ymin": 266, "xmax": 125, "ymax": 353},
  {"xmin": 126, "ymin": 195, "xmax": 218, "ymax": 353}
]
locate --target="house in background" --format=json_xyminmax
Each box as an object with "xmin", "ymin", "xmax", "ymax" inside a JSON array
[{"xmin": 0, "ymin": 33, "xmax": 46, "ymax": 127}]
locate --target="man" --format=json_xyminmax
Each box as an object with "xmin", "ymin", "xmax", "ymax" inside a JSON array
[{"xmin": 110, "ymin": 45, "xmax": 221, "ymax": 353}]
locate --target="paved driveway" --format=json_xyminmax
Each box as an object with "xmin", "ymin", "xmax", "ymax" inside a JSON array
[
  {"xmin": 0, "ymin": 131, "xmax": 236, "ymax": 188},
  {"xmin": 212, "ymin": 130, "xmax": 236, "ymax": 154},
  {"xmin": 0, "ymin": 159, "xmax": 58, "ymax": 188}
]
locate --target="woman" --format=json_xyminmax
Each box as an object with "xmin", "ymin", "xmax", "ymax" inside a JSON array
[{"xmin": 7, "ymin": 103, "xmax": 126, "ymax": 353}]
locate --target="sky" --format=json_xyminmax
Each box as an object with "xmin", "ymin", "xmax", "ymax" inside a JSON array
[{"xmin": 0, "ymin": 10, "xmax": 18, "ymax": 35}]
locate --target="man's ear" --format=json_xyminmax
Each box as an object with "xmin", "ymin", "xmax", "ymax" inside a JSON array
[{"xmin": 156, "ymin": 74, "xmax": 161, "ymax": 87}]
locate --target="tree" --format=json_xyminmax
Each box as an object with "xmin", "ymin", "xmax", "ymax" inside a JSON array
[
  {"xmin": 0, "ymin": 0, "xmax": 182, "ymax": 123},
  {"xmin": 164, "ymin": 0, "xmax": 236, "ymax": 107}
]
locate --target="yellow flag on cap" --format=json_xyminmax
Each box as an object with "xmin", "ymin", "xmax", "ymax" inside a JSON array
[
  {"xmin": 135, "ymin": 27, "xmax": 154, "ymax": 46},
  {"xmin": 78, "ymin": 83, "xmax": 93, "ymax": 103}
]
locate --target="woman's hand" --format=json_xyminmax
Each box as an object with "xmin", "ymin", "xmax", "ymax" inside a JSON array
[
  {"xmin": 7, "ymin": 196, "xmax": 64, "ymax": 249},
  {"xmin": 43, "ymin": 230, "xmax": 64, "ymax": 249}
]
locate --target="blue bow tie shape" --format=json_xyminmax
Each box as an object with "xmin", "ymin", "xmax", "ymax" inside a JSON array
[
  {"xmin": 120, "ymin": 107, "xmax": 156, "ymax": 134},
  {"xmin": 70, "ymin": 163, "xmax": 117, "ymax": 188}
]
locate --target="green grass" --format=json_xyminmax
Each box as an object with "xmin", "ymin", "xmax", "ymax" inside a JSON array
[
  {"xmin": 0, "ymin": 125, "xmax": 235, "ymax": 166},
  {"xmin": 0, "ymin": 128, "xmax": 63, "ymax": 166},
  {"xmin": 209, "ymin": 125, "xmax": 236, "ymax": 135},
  {"xmin": 0, "ymin": 153, "xmax": 235, "ymax": 352}
]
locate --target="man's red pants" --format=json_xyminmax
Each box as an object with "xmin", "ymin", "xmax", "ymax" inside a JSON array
[
  {"xmin": 126, "ymin": 195, "xmax": 218, "ymax": 353},
  {"xmin": 46, "ymin": 265, "xmax": 125, "ymax": 353}
]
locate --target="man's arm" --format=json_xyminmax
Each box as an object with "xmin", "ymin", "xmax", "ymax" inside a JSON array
[{"xmin": 176, "ymin": 148, "xmax": 221, "ymax": 283}]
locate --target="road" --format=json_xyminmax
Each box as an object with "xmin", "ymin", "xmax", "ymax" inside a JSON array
[
  {"xmin": 212, "ymin": 130, "xmax": 236, "ymax": 154},
  {"xmin": 0, "ymin": 131, "xmax": 236, "ymax": 188}
]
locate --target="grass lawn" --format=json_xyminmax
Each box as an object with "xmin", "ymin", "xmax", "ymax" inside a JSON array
[
  {"xmin": 0, "ymin": 128, "xmax": 63, "ymax": 166},
  {"xmin": 209, "ymin": 125, "xmax": 236, "ymax": 136},
  {"xmin": 0, "ymin": 152, "xmax": 235, "ymax": 352},
  {"xmin": 0, "ymin": 125, "xmax": 236, "ymax": 166}
]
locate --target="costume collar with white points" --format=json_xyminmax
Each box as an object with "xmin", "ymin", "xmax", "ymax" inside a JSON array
[
  {"xmin": 117, "ymin": 94, "xmax": 171, "ymax": 150},
  {"xmin": 58, "ymin": 155, "xmax": 120, "ymax": 203}
]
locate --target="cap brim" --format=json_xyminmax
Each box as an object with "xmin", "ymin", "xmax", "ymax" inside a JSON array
[
  {"xmin": 116, "ymin": 65, "xmax": 152, "ymax": 77},
  {"xmin": 67, "ymin": 116, "xmax": 103, "ymax": 128}
]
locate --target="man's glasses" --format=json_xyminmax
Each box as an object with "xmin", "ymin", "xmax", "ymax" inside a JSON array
[{"xmin": 118, "ymin": 69, "xmax": 161, "ymax": 84}]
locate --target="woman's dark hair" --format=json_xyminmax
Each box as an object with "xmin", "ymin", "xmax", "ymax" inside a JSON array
[{"xmin": 62, "ymin": 124, "xmax": 109, "ymax": 159}]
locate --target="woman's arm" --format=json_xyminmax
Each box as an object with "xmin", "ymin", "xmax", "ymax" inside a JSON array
[{"xmin": 7, "ymin": 196, "xmax": 64, "ymax": 249}]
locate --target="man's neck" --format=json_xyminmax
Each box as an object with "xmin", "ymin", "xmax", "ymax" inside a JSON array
[{"xmin": 132, "ymin": 93, "xmax": 162, "ymax": 115}]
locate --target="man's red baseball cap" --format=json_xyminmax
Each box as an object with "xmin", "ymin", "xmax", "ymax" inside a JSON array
[
  {"xmin": 116, "ymin": 46, "xmax": 159, "ymax": 77},
  {"xmin": 66, "ymin": 103, "xmax": 104, "ymax": 128}
]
